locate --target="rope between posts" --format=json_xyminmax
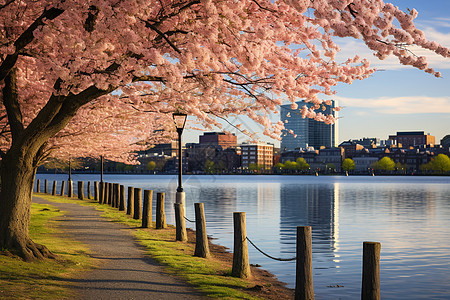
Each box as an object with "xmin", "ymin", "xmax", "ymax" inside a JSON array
[
  {"xmin": 246, "ymin": 237, "xmax": 296, "ymax": 262},
  {"xmin": 184, "ymin": 216, "xmax": 195, "ymax": 223}
]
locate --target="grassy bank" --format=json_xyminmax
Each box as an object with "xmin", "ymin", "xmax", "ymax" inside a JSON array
[{"xmin": 0, "ymin": 202, "xmax": 93, "ymax": 299}]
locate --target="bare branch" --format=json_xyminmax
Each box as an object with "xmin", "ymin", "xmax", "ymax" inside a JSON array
[
  {"xmin": 143, "ymin": 20, "xmax": 182, "ymax": 54},
  {"xmin": 251, "ymin": 0, "xmax": 275, "ymax": 13}
]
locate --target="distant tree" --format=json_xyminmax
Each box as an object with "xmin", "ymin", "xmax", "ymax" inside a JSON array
[
  {"xmin": 146, "ymin": 161, "xmax": 156, "ymax": 171},
  {"xmin": 284, "ymin": 160, "xmax": 297, "ymax": 171},
  {"xmin": 116, "ymin": 163, "xmax": 126, "ymax": 172},
  {"xmin": 204, "ymin": 160, "xmax": 215, "ymax": 174},
  {"xmin": 216, "ymin": 160, "xmax": 226, "ymax": 173},
  {"xmin": 425, "ymin": 154, "xmax": 450, "ymax": 173},
  {"xmin": 155, "ymin": 160, "xmax": 167, "ymax": 172},
  {"xmin": 248, "ymin": 163, "xmax": 264, "ymax": 173},
  {"xmin": 124, "ymin": 165, "xmax": 134, "ymax": 172},
  {"xmin": 296, "ymin": 158, "xmax": 310, "ymax": 171},
  {"xmin": 326, "ymin": 163, "xmax": 336, "ymax": 172},
  {"xmin": 395, "ymin": 162, "xmax": 407, "ymax": 173},
  {"xmin": 342, "ymin": 158, "xmax": 355, "ymax": 172},
  {"xmin": 42, "ymin": 158, "xmax": 82, "ymax": 172},
  {"xmin": 274, "ymin": 162, "xmax": 284, "ymax": 172},
  {"xmin": 373, "ymin": 157, "xmax": 395, "ymax": 171}
]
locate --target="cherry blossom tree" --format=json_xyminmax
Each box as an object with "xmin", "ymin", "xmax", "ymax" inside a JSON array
[{"xmin": 0, "ymin": 0, "xmax": 449, "ymax": 260}]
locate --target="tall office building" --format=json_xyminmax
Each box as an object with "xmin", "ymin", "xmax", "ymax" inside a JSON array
[{"xmin": 280, "ymin": 100, "xmax": 337, "ymax": 151}]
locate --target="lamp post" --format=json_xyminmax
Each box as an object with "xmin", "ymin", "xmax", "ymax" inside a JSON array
[
  {"xmin": 173, "ymin": 112, "xmax": 187, "ymax": 205},
  {"xmin": 100, "ymin": 155, "xmax": 104, "ymax": 183},
  {"xmin": 68, "ymin": 158, "xmax": 73, "ymax": 197}
]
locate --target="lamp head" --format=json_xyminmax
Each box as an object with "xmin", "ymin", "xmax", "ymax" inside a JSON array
[{"xmin": 173, "ymin": 112, "xmax": 187, "ymax": 133}]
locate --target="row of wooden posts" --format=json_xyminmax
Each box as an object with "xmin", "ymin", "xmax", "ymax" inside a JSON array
[{"xmin": 35, "ymin": 178, "xmax": 381, "ymax": 300}]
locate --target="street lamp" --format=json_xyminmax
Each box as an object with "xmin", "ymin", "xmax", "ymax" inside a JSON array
[
  {"xmin": 173, "ymin": 112, "xmax": 187, "ymax": 202},
  {"xmin": 68, "ymin": 158, "xmax": 73, "ymax": 197}
]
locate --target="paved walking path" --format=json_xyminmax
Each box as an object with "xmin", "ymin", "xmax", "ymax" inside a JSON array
[{"xmin": 33, "ymin": 196, "xmax": 206, "ymax": 300}]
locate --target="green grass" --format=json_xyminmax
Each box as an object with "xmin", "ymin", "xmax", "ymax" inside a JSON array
[
  {"xmin": 0, "ymin": 202, "xmax": 94, "ymax": 300},
  {"xmin": 133, "ymin": 229, "xmax": 257, "ymax": 299},
  {"xmin": 38, "ymin": 193, "xmax": 263, "ymax": 299}
]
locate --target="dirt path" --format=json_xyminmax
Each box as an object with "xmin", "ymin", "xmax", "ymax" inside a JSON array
[{"xmin": 33, "ymin": 196, "xmax": 206, "ymax": 300}]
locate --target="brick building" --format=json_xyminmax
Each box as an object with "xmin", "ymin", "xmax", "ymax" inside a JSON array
[
  {"xmin": 388, "ymin": 131, "xmax": 435, "ymax": 147},
  {"xmin": 199, "ymin": 132, "xmax": 237, "ymax": 149}
]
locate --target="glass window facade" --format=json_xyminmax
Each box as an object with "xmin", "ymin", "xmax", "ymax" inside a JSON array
[{"xmin": 280, "ymin": 100, "xmax": 336, "ymax": 151}]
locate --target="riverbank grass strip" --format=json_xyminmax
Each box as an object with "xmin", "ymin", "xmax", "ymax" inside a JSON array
[
  {"xmin": 38, "ymin": 193, "xmax": 263, "ymax": 299},
  {"xmin": 0, "ymin": 202, "xmax": 93, "ymax": 300}
]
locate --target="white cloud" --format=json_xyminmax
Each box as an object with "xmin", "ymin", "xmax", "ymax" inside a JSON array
[{"xmin": 335, "ymin": 95, "xmax": 450, "ymax": 114}]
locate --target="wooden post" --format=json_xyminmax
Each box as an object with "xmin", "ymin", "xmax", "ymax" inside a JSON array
[
  {"xmin": 133, "ymin": 188, "xmax": 142, "ymax": 220},
  {"xmin": 60, "ymin": 180, "xmax": 65, "ymax": 196},
  {"xmin": 113, "ymin": 183, "xmax": 119, "ymax": 208},
  {"xmin": 68, "ymin": 180, "xmax": 73, "ymax": 198},
  {"xmin": 105, "ymin": 182, "xmax": 111, "ymax": 205},
  {"xmin": 108, "ymin": 182, "xmax": 113, "ymax": 205},
  {"xmin": 98, "ymin": 182, "xmax": 103, "ymax": 203},
  {"xmin": 44, "ymin": 179, "xmax": 48, "ymax": 194},
  {"xmin": 156, "ymin": 192, "xmax": 166, "ymax": 229},
  {"xmin": 127, "ymin": 186, "xmax": 134, "ymax": 216},
  {"xmin": 174, "ymin": 203, "xmax": 187, "ymax": 242},
  {"xmin": 52, "ymin": 181, "xmax": 57, "ymax": 195},
  {"xmin": 232, "ymin": 212, "xmax": 251, "ymax": 278},
  {"xmin": 94, "ymin": 181, "xmax": 99, "ymax": 201},
  {"xmin": 295, "ymin": 226, "xmax": 314, "ymax": 300},
  {"xmin": 142, "ymin": 190, "xmax": 153, "ymax": 228},
  {"xmin": 119, "ymin": 185, "xmax": 125, "ymax": 211},
  {"xmin": 87, "ymin": 181, "xmax": 92, "ymax": 199},
  {"xmin": 104, "ymin": 182, "xmax": 109, "ymax": 204},
  {"xmin": 77, "ymin": 181, "xmax": 84, "ymax": 200},
  {"xmin": 104, "ymin": 182, "xmax": 108, "ymax": 204},
  {"xmin": 36, "ymin": 179, "xmax": 40, "ymax": 193},
  {"xmin": 362, "ymin": 242, "xmax": 381, "ymax": 300},
  {"xmin": 194, "ymin": 203, "xmax": 210, "ymax": 258}
]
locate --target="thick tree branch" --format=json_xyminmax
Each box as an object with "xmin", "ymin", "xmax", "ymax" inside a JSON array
[
  {"xmin": 40, "ymin": 85, "xmax": 115, "ymax": 141},
  {"xmin": 2, "ymin": 67, "xmax": 24, "ymax": 141},
  {"xmin": 0, "ymin": 7, "xmax": 64, "ymax": 81}
]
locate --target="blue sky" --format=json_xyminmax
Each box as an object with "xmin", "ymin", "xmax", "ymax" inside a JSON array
[{"xmin": 184, "ymin": 0, "xmax": 450, "ymax": 146}]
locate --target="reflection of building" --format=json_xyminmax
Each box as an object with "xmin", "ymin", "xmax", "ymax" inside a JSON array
[
  {"xmin": 279, "ymin": 183, "xmax": 339, "ymax": 255},
  {"xmin": 199, "ymin": 132, "xmax": 237, "ymax": 149},
  {"xmin": 389, "ymin": 131, "xmax": 435, "ymax": 147},
  {"xmin": 240, "ymin": 142, "xmax": 274, "ymax": 170},
  {"xmin": 280, "ymin": 100, "xmax": 336, "ymax": 151}
]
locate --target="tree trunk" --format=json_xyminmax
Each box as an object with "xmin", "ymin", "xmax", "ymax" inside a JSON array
[{"xmin": 0, "ymin": 151, "xmax": 54, "ymax": 261}]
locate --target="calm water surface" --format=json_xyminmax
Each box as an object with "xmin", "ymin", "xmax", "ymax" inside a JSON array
[{"xmin": 36, "ymin": 174, "xmax": 450, "ymax": 299}]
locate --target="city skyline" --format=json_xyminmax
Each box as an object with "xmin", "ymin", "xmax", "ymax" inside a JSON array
[{"xmin": 184, "ymin": 0, "xmax": 450, "ymax": 146}]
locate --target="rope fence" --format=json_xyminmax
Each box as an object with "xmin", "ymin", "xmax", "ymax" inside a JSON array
[
  {"xmin": 184, "ymin": 216, "xmax": 195, "ymax": 223},
  {"xmin": 246, "ymin": 236, "xmax": 296, "ymax": 262}
]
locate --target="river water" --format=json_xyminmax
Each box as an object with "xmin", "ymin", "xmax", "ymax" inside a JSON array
[{"xmin": 35, "ymin": 174, "xmax": 450, "ymax": 299}]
